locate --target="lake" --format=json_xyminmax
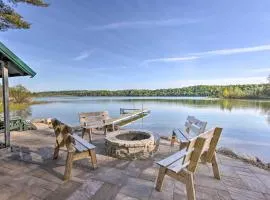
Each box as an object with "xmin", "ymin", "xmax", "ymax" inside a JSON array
[{"xmin": 13, "ymin": 96, "xmax": 270, "ymax": 162}]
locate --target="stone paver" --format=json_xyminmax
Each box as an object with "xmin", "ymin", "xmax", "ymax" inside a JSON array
[
  {"xmin": 227, "ymin": 187, "xmax": 266, "ymax": 200},
  {"xmin": 0, "ymin": 126, "xmax": 269, "ymax": 200},
  {"xmin": 120, "ymin": 177, "xmax": 153, "ymax": 200}
]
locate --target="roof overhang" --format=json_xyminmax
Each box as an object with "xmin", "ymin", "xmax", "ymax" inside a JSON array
[{"xmin": 0, "ymin": 41, "xmax": 36, "ymax": 78}]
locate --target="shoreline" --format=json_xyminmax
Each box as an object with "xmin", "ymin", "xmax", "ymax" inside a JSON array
[{"xmin": 33, "ymin": 95, "xmax": 270, "ymax": 101}]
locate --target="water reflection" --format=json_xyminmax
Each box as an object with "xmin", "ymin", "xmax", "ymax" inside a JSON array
[
  {"xmin": 34, "ymin": 97, "xmax": 270, "ymax": 125},
  {"xmin": 114, "ymin": 98, "xmax": 270, "ymax": 125}
]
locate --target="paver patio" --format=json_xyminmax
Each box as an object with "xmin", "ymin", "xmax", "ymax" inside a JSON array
[{"xmin": 0, "ymin": 123, "xmax": 269, "ymax": 200}]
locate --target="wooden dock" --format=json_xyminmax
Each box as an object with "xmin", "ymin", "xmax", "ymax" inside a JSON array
[{"xmin": 104, "ymin": 108, "xmax": 150, "ymax": 131}]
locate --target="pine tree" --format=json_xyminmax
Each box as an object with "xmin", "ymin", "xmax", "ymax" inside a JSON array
[{"xmin": 0, "ymin": 0, "xmax": 48, "ymax": 31}]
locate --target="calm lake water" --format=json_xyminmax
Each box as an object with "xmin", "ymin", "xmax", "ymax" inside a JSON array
[{"xmin": 14, "ymin": 96, "xmax": 270, "ymax": 162}]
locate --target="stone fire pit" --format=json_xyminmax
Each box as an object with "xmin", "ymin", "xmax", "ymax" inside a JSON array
[{"xmin": 105, "ymin": 130, "xmax": 159, "ymax": 160}]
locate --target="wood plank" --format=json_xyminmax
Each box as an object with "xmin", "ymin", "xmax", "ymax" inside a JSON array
[
  {"xmin": 74, "ymin": 141, "xmax": 87, "ymax": 152},
  {"xmin": 172, "ymin": 129, "xmax": 189, "ymax": 142},
  {"xmin": 155, "ymin": 166, "xmax": 167, "ymax": 191},
  {"xmin": 157, "ymin": 149, "xmax": 193, "ymax": 167},
  {"xmin": 72, "ymin": 134, "xmax": 95, "ymax": 150},
  {"xmin": 82, "ymin": 121, "xmax": 104, "ymax": 129},
  {"xmin": 73, "ymin": 151, "xmax": 90, "ymax": 161},
  {"xmin": 167, "ymin": 160, "xmax": 190, "ymax": 173},
  {"xmin": 104, "ymin": 109, "xmax": 149, "ymax": 125}
]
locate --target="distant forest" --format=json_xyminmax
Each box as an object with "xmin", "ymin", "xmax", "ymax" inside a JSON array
[{"xmin": 33, "ymin": 84, "xmax": 270, "ymax": 99}]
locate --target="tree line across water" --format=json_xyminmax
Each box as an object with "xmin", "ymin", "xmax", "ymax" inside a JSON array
[{"xmin": 34, "ymin": 83, "xmax": 270, "ymax": 99}]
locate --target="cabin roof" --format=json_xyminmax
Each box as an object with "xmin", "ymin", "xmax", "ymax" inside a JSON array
[{"xmin": 0, "ymin": 41, "xmax": 36, "ymax": 78}]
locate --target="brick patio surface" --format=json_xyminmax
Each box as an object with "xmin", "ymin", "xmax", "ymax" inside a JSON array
[{"xmin": 0, "ymin": 123, "xmax": 269, "ymax": 200}]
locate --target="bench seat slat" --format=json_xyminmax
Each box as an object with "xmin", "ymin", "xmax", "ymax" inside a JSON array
[
  {"xmin": 167, "ymin": 161, "xmax": 190, "ymax": 173},
  {"xmin": 72, "ymin": 134, "xmax": 95, "ymax": 150},
  {"xmin": 74, "ymin": 141, "xmax": 88, "ymax": 152},
  {"xmin": 157, "ymin": 150, "xmax": 192, "ymax": 167}
]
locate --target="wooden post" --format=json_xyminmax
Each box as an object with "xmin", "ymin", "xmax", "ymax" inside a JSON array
[{"xmin": 2, "ymin": 61, "xmax": 10, "ymax": 148}]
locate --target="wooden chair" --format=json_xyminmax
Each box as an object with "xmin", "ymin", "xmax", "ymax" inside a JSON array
[
  {"xmin": 171, "ymin": 116, "xmax": 207, "ymax": 150},
  {"xmin": 51, "ymin": 119, "xmax": 97, "ymax": 181},
  {"xmin": 156, "ymin": 127, "xmax": 222, "ymax": 200}
]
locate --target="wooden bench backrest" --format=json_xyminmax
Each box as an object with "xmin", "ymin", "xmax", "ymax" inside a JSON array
[
  {"xmin": 79, "ymin": 111, "xmax": 109, "ymax": 125},
  {"xmin": 185, "ymin": 116, "xmax": 207, "ymax": 134}
]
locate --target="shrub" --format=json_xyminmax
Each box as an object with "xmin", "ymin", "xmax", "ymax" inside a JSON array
[{"xmin": 9, "ymin": 85, "xmax": 31, "ymax": 103}]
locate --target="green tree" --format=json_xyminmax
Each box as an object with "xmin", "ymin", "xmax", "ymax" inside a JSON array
[
  {"xmin": 10, "ymin": 84, "xmax": 32, "ymax": 103},
  {"xmin": 222, "ymin": 88, "xmax": 229, "ymax": 98},
  {"xmin": 0, "ymin": 0, "xmax": 48, "ymax": 31},
  {"xmin": 263, "ymin": 74, "xmax": 270, "ymax": 96}
]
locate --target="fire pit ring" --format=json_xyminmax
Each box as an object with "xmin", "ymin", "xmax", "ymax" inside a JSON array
[{"xmin": 105, "ymin": 129, "xmax": 159, "ymax": 160}]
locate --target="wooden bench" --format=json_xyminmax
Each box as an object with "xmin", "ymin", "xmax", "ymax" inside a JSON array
[
  {"xmin": 156, "ymin": 127, "xmax": 222, "ymax": 200},
  {"xmin": 171, "ymin": 116, "xmax": 207, "ymax": 150},
  {"xmin": 52, "ymin": 119, "xmax": 97, "ymax": 181},
  {"xmin": 64, "ymin": 134, "xmax": 97, "ymax": 180},
  {"xmin": 79, "ymin": 111, "xmax": 110, "ymax": 141}
]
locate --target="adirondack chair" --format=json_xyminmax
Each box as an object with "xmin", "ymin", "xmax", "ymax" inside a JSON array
[
  {"xmin": 51, "ymin": 119, "xmax": 97, "ymax": 181},
  {"xmin": 156, "ymin": 127, "xmax": 222, "ymax": 200},
  {"xmin": 79, "ymin": 111, "xmax": 110, "ymax": 141},
  {"xmin": 0, "ymin": 116, "xmax": 33, "ymax": 132},
  {"xmin": 171, "ymin": 116, "xmax": 207, "ymax": 150}
]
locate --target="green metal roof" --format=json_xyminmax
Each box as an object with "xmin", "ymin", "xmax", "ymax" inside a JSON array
[{"xmin": 0, "ymin": 41, "xmax": 36, "ymax": 78}]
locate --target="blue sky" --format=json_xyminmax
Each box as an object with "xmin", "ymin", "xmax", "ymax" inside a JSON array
[{"xmin": 1, "ymin": 0, "xmax": 270, "ymax": 92}]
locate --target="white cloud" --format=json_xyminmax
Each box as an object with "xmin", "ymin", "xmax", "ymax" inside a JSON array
[
  {"xmin": 196, "ymin": 44, "xmax": 270, "ymax": 56},
  {"xmin": 73, "ymin": 51, "xmax": 92, "ymax": 61},
  {"xmin": 144, "ymin": 56, "xmax": 199, "ymax": 64},
  {"xmin": 143, "ymin": 44, "xmax": 270, "ymax": 64},
  {"xmin": 166, "ymin": 76, "xmax": 267, "ymax": 88},
  {"xmin": 88, "ymin": 18, "xmax": 200, "ymax": 31}
]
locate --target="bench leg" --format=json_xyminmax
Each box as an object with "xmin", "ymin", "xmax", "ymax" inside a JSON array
[
  {"xmin": 155, "ymin": 166, "xmax": 166, "ymax": 192},
  {"xmin": 89, "ymin": 149, "xmax": 97, "ymax": 169},
  {"xmin": 185, "ymin": 172, "xmax": 196, "ymax": 200},
  {"xmin": 53, "ymin": 145, "xmax": 60, "ymax": 159},
  {"xmin": 64, "ymin": 152, "xmax": 74, "ymax": 181},
  {"xmin": 88, "ymin": 128, "xmax": 92, "ymax": 143},
  {"xmin": 82, "ymin": 128, "xmax": 85, "ymax": 139},
  {"xmin": 171, "ymin": 135, "xmax": 176, "ymax": 146},
  {"xmin": 211, "ymin": 152, "xmax": 220, "ymax": 180},
  {"xmin": 104, "ymin": 126, "xmax": 107, "ymax": 135}
]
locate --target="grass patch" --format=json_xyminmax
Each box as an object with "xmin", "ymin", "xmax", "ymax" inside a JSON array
[{"xmin": 0, "ymin": 103, "xmax": 30, "ymax": 113}]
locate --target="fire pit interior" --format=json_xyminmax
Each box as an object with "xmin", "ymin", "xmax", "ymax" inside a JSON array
[
  {"xmin": 105, "ymin": 130, "xmax": 159, "ymax": 160},
  {"xmin": 116, "ymin": 132, "xmax": 150, "ymax": 141}
]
